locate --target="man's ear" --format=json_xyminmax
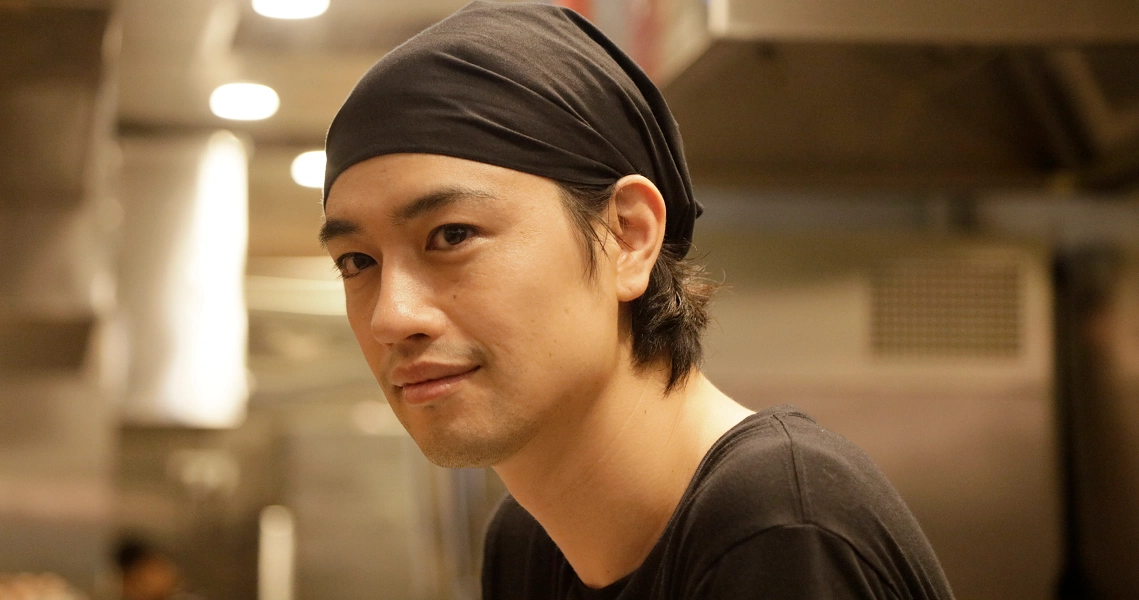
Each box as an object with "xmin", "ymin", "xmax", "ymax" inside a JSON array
[{"xmin": 607, "ymin": 175, "xmax": 666, "ymax": 302}]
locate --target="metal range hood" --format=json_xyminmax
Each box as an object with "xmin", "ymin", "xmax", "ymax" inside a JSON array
[{"xmin": 658, "ymin": 0, "xmax": 1139, "ymax": 191}]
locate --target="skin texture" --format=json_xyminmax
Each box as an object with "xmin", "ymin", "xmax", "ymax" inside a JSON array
[{"xmin": 323, "ymin": 153, "xmax": 752, "ymax": 587}]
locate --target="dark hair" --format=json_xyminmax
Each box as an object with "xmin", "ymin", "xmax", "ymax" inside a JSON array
[{"xmin": 556, "ymin": 181, "xmax": 717, "ymax": 392}]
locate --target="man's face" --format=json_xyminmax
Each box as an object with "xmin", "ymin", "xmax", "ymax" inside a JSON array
[{"xmin": 323, "ymin": 153, "xmax": 623, "ymax": 468}]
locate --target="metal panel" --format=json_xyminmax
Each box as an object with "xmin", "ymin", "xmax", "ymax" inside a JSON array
[
  {"xmin": 0, "ymin": 317, "xmax": 93, "ymax": 371},
  {"xmin": 116, "ymin": 133, "xmax": 250, "ymax": 427},
  {"xmin": 665, "ymin": 42, "xmax": 1057, "ymax": 189},
  {"xmin": 0, "ymin": 8, "xmax": 107, "ymax": 209},
  {"xmin": 1055, "ymin": 248, "xmax": 1139, "ymax": 599},
  {"xmin": 713, "ymin": 0, "xmax": 1139, "ymax": 44},
  {"xmin": 698, "ymin": 232, "xmax": 1060, "ymax": 600},
  {"xmin": 662, "ymin": 2, "xmax": 1139, "ymax": 190},
  {"xmin": 0, "ymin": 5, "xmax": 116, "ymax": 592}
]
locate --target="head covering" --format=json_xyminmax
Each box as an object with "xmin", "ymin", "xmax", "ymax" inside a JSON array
[{"xmin": 324, "ymin": 0, "xmax": 701, "ymax": 254}]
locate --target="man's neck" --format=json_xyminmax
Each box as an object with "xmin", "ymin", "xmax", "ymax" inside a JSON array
[{"xmin": 491, "ymin": 367, "xmax": 753, "ymax": 589}]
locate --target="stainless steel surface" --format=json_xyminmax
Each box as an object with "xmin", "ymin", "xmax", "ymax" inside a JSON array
[
  {"xmin": 0, "ymin": 7, "xmax": 105, "ymax": 199},
  {"xmin": 1055, "ymin": 248, "xmax": 1139, "ymax": 599},
  {"xmin": 0, "ymin": 3, "xmax": 117, "ymax": 592},
  {"xmin": 709, "ymin": 0, "xmax": 1139, "ymax": 43},
  {"xmin": 116, "ymin": 133, "xmax": 250, "ymax": 427},
  {"xmin": 661, "ymin": 0, "xmax": 1139, "ymax": 190}
]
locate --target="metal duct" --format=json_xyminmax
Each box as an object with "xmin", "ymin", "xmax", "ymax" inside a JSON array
[
  {"xmin": 660, "ymin": 0, "xmax": 1139, "ymax": 190},
  {"xmin": 117, "ymin": 132, "xmax": 250, "ymax": 428}
]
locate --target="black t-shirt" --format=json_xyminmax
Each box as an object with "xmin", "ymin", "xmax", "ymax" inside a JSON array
[{"xmin": 481, "ymin": 406, "xmax": 955, "ymax": 599}]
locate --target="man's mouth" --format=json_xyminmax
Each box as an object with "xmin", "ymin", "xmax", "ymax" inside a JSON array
[{"xmin": 392, "ymin": 364, "xmax": 480, "ymax": 405}]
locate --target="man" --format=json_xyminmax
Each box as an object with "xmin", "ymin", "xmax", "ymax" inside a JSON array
[{"xmin": 320, "ymin": 2, "xmax": 954, "ymax": 598}]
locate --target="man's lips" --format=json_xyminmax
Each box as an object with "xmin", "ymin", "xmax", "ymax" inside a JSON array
[
  {"xmin": 391, "ymin": 364, "xmax": 480, "ymax": 405},
  {"xmin": 391, "ymin": 362, "xmax": 479, "ymax": 387}
]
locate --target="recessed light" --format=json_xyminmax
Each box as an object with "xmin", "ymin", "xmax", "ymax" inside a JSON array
[
  {"xmin": 290, "ymin": 150, "xmax": 326, "ymax": 189},
  {"xmin": 252, "ymin": 0, "xmax": 330, "ymax": 20},
  {"xmin": 209, "ymin": 83, "xmax": 280, "ymax": 121}
]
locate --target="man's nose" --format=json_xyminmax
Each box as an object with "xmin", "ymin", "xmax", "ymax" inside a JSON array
[{"xmin": 369, "ymin": 266, "xmax": 445, "ymax": 345}]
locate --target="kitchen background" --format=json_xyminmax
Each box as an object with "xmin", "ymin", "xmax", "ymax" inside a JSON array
[{"xmin": 2, "ymin": 0, "xmax": 1138, "ymax": 598}]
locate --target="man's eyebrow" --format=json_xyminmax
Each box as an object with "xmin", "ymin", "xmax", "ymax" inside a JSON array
[
  {"xmin": 318, "ymin": 217, "xmax": 361, "ymax": 247},
  {"xmin": 319, "ymin": 186, "xmax": 496, "ymax": 247},
  {"xmin": 391, "ymin": 185, "xmax": 496, "ymax": 223}
]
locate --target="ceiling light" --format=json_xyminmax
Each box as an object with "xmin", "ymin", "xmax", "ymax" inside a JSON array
[
  {"xmin": 252, "ymin": 0, "xmax": 329, "ymax": 19},
  {"xmin": 209, "ymin": 83, "xmax": 280, "ymax": 121},
  {"xmin": 290, "ymin": 150, "xmax": 326, "ymax": 188}
]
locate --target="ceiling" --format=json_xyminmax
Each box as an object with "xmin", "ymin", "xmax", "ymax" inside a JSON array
[
  {"xmin": 11, "ymin": 0, "xmax": 1139, "ymax": 259},
  {"xmin": 115, "ymin": 0, "xmax": 532, "ymax": 257},
  {"xmin": 660, "ymin": 0, "xmax": 1139, "ymax": 192},
  {"xmin": 665, "ymin": 41, "xmax": 1139, "ymax": 190}
]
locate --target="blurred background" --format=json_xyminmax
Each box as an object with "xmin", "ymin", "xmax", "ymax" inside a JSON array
[{"xmin": 1, "ymin": 0, "xmax": 1138, "ymax": 598}]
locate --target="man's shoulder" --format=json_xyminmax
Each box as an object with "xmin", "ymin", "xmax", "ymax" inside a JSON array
[
  {"xmin": 681, "ymin": 406, "xmax": 921, "ymax": 539},
  {"xmin": 483, "ymin": 406, "xmax": 953, "ymax": 599},
  {"xmin": 669, "ymin": 406, "xmax": 950, "ymax": 596},
  {"xmin": 482, "ymin": 406, "xmax": 915, "ymax": 558}
]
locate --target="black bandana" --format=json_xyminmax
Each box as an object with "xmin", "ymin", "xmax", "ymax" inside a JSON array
[{"xmin": 323, "ymin": 1, "xmax": 701, "ymax": 254}]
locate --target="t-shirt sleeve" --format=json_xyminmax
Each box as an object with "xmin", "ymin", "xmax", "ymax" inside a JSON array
[{"xmin": 690, "ymin": 524, "xmax": 902, "ymax": 600}]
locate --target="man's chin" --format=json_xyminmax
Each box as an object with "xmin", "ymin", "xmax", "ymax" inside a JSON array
[{"xmin": 412, "ymin": 427, "xmax": 531, "ymax": 469}]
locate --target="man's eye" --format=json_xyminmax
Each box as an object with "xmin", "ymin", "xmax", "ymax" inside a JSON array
[
  {"xmin": 335, "ymin": 253, "xmax": 376, "ymax": 278},
  {"xmin": 428, "ymin": 224, "xmax": 476, "ymax": 249}
]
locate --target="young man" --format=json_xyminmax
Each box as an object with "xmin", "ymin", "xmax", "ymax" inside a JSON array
[{"xmin": 320, "ymin": 2, "xmax": 954, "ymax": 598}]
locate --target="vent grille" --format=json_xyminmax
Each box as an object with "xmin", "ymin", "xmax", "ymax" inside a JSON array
[{"xmin": 871, "ymin": 258, "xmax": 1022, "ymax": 357}]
